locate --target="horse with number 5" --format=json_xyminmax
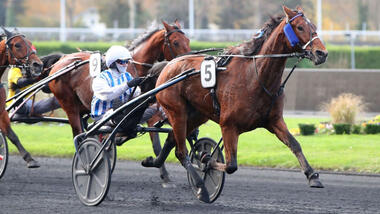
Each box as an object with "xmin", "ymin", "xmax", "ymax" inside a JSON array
[
  {"xmin": 46, "ymin": 21, "xmax": 190, "ymax": 183},
  {"xmin": 142, "ymin": 6, "xmax": 328, "ymax": 202},
  {"xmin": 0, "ymin": 27, "xmax": 43, "ymax": 174}
]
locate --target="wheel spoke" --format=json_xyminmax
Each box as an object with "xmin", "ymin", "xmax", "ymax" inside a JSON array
[
  {"xmin": 91, "ymin": 154, "xmax": 103, "ymax": 171},
  {"xmin": 85, "ymin": 174, "xmax": 92, "ymax": 199},
  {"xmin": 84, "ymin": 145, "xmax": 91, "ymax": 164},
  {"xmin": 206, "ymin": 171, "xmax": 218, "ymax": 186},
  {"xmin": 74, "ymin": 169, "xmax": 87, "ymax": 177},
  {"xmin": 92, "ymin": 172, "xmax": 105, "ymax": 188}
]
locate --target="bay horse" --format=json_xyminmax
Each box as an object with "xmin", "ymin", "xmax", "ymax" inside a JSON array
[
  {"xmin": 47, "ymin": 21, "xmax": 190, "ymax": 183},
  {"xmin": 0, "ymin": 27, "xmax": 43, "ymax": 168},
  {"xmin": 142, "ymin": 6, "xmax": 328, "ymax": 202}
]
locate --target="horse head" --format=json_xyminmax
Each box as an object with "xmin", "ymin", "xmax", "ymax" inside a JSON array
[
  {"xmin": 162, "ymin": 20, "xmax": 191, "ymax": 60},
  {"xmin": 282, "ymin": 6, "xmax": 328, "ymax": 65},
  {"xmin": 1, "ymin": 27, "xmax": 43, "ymax": 77}
]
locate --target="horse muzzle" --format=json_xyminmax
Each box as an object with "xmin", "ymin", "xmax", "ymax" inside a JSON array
[
  {"xmin": 30, "ymin": 61, "xmax": 43, "ymax": 77},
  {"xmin": 311, "ymin": 49, "xmax": 328, "ymax": 65}
]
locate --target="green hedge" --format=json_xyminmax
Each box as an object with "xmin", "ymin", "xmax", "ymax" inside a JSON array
[
  {"xmin": 298, "ymin": 124, "xmax": 316, "ymax": 135},
  {"xmin": 33, "ymin": 41, "xmax": 380, "ymax": 69}
]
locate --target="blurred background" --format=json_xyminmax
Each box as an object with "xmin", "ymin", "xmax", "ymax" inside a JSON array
[{"xmin": 1, "ymin": 0, "xmax": 380, "ymax": 113}]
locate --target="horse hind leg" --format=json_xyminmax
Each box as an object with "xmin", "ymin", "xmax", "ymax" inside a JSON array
[
  {"xmin": 270, "ymin": 118, "xmax": 323, "ymax": 188},
  {"xmin": 0, "ymin": 111, "xmax": 40, "ymax": 168}
]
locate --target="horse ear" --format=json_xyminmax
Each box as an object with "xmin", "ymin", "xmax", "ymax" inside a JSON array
[
  {"xmin": 296, "ymin": 5, "xmax": 304, "ymax": 14},
  {"xmin": 283, "ymin": 5, "xmax": 297, "ymax": 20},
  {"xmin": 1, "ymin": 26, "xmax": 13, "ymax": 38},
  {"xmin": 162, "ymin": 21, "xmax": 173, "ymax": 32},
  {"xmin": 174, "ymin": 19, "xmax": 182, "ymax": 29}
]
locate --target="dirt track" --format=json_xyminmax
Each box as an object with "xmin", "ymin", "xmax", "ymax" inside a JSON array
[{"xmin": 1, "ymin": 156, "xmax": 380, "ymax": 213}]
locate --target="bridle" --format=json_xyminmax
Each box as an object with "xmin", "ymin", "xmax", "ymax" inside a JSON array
[
  {"xmin": 163, "ymin": 28, "xmax": 185, "ymax": 59},
  {"xmin": 284, "ymin": 13, "xmax": 320, "ymax": 52},
  {"xmin": 130, "ymin": 28, "xmax": 186, "ymax": 70},
  {"xmin": 4, "ymin": 34, "xmax": 37, "ymax": 66}
]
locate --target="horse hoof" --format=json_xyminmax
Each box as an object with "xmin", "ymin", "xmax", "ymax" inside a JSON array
[
  {"xmin": 160, "ymin": 174, "xmax": 172, "ymax": 183},
  {"xmin": 141, "ymin": 156, "xmax": 154, "ymax": 167},
  {"xmin": 225, "ymin": 163, "xmax": 237, "ymax": 174},
  {"xmin": 197, "ymin": 187, "xmax": 210, "ymax": 203},
  {"xmin": 27, "ymin": 160, "xmax": 40, "ymax": 168},
  {"xmin": 308, "ymin": 172, "xmax": 324, "ymax": 188},
  {"xmin": 161, "ymin": 181, "xmax": 176, "ymax": 188}
]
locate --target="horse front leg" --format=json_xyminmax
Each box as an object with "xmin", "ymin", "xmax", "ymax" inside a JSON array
[
  {"xmin": 0, "ymin": 111, "xmax": 39, "ymax": 168},
  {"xmin": 270, "ymin": 118, "xmax": 323, "ymax": 188},
  {"xmin": 211, "ymin": 125, "xmax": 239, "ymax": 174}
]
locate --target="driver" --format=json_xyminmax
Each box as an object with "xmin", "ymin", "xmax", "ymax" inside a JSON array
[
  {"xmin": 91, "ymin": 45, "xmax": 158, "ymax": 134},
  {"xmin": 6, "ymin": 66, "xmax": 60, "ymax": 117}
]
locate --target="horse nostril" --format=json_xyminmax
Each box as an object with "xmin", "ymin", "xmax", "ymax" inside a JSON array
[
  {"xmin": 316, "ymin": 50, "xmax": 328, "ymax": 58},
  {"xmin": 32, "ymin": 62, "xmax": 42, "ymax": 68}
]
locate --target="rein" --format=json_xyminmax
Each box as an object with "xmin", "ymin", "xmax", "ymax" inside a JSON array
[
  {"xmin": 251, "ymin": 55, "xmax": 304, "ymax": 120},
  {"xmin": 131, "ymin": 60, "xmax": 153, "ymax": 68}
]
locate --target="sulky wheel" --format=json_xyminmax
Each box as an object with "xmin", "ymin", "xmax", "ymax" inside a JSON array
[
  {"xmin": 88, "ymin": 136, "xmax": 117, "ymax": 174},
  {"xmin": 187, "ymin": 137, "xmax": 225, "ymax": 203},
  {"xmin": 0, "ymin": 131, "xmax": 8, "ymax": 179},
  {"xmin": 72, "ymin": 138, "xmax": 111, "ymax": 206},
  {"xmin": 106, "ymin": 139, "xmax": 117, "ymax": 173}
]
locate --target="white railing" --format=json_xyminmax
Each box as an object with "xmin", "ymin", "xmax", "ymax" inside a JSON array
[{"xmin": 6, "ymin": 27, "xmax": 380, "ymax": 42}]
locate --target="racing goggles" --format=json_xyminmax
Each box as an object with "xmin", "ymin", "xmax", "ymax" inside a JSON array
[{"xmin": 116, "ymin": 59, "xmax": 129, "ymax": 65}]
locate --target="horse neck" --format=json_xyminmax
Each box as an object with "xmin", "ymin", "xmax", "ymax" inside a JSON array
[
  {"xmin": 0, "ymin": 40, "xmax": 8, "ymax": 78},
  {"xmin": 131, "ymin": 30, "xmax": 165, "ymax": 77},
  {"xmin": 255, "ymin": 21, "xmax": 292, "ymax": 93}
]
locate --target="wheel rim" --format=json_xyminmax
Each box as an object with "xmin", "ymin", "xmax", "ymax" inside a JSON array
[
  {"xmin": 72, "ymin": 138, "xmax": 111, "ymax": 206},
  {"xmin": 187, "ymin": 137, "xmax": 225, "ymax": 203},
  {"xmin": 0, "ymin": 132, "xmax": 7, "ymax": 179}
]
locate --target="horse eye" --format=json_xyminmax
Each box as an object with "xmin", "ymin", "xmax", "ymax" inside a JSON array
[
  {"xmin": 297, "ymin": 26, "xmax": 304, "ymax": 32},
  {"xmin": 14, "ymin": 43, "xmax": 21, "ymax": 48},
  {"xmin": 173, "ymin": 41, "xmax": 179, "ymax": 47}
]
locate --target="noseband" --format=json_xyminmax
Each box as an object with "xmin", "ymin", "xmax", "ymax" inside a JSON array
[{"xmin": 164, "ymin": 28, "xmax": 185, "ymax": 59}]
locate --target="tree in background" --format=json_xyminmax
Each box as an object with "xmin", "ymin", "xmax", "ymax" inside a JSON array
[
  {"xmin": 157, "ymin": 0, "xmax": 188, "ymax": 27},
  {"xmin": 97, "ymin": 0, "xmax": 129, "ymax": 28},
  {"xmin": 6, "ymin": 0, "xmax": 25, "ymax": 26},
  {"xmin": 356, "ymin": 0, "xmax": 368, "ymax": 30},
  {"xmin": 134, "ymin": 1, "xmax": 151, "ymax": 28},
  {"xmin": 216, "ymin": 0, "xmax": 254, "ymax": 29},
  {"xmin": 0, "ymin": 0, "xmax": 6, "ymax": 26}
]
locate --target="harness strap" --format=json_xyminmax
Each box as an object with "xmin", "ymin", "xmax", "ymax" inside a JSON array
[
  {"xmin": 210, "ymin": 87, "xmax": 220, "ymax": 117},
  {"xmin": 131, "ymin": 60, "xmax": 153, "ymax": 68},
  {"xmin": 252, "ymin": 56, "xmax": 303, "ymax": 122}
]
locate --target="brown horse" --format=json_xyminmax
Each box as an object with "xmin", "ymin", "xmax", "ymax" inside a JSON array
[
  {"xmin": 142, "ymin": 6, "xmax": 328, "ymax": 202},
  {"xmin": 0, "ymin": 28, "xmax": 43, "ymax": 168},
  {"xmin": 47, "ymin": 21, "xmax": 190, "ymax": 182}
]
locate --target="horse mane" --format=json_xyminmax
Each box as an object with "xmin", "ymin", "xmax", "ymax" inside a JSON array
[
  {"xmin": 41, "ymin": 53, "xmax": 64, "ymax": 69},
  {"xmin": 140, "ymin": 61, "xmax": 169, "ymax": 93},
  {"xmin": 127, "ymin": 24, "xmax": 181, "ymax": 51},
  {"xmin": 225, "ymin": 15, "xmax": 284, "ymax": 56}
]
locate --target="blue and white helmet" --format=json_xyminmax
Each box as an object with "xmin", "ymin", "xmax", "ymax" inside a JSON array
[{"xmin": 105, "ymin": 45, "xmax": 132, "ymax": 68}]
